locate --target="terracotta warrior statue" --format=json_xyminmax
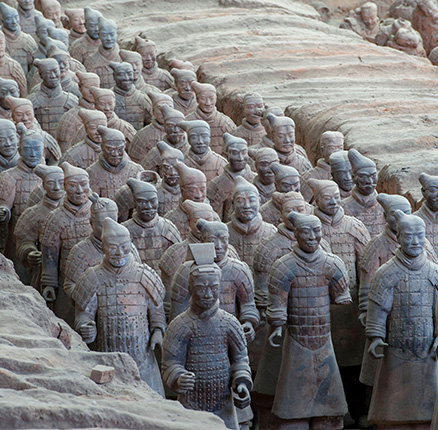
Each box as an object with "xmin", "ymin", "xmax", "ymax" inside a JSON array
[
  {"xmin": 162, "ymin": 243, "xmax": 252, "ymax": 430},
  {"xmin": 60, "ymin": 109, "xmax": 107, "ymax": 168},
  {"xmin": 159, "ymin": 200, "xmax": 218, "ymax": 295},
  {"xmin": 0, "ymin": 124, "xmax": 44, "ymax": 276},
  {"xmin": 0, "ymin": 2, "xmax": 37, "ymax": 75},
  {"xmin": 109, "ymin": 60, "xmax": 152, "ymax": 131},
  {"xmin": 187, "ymin": 81, "xmax": 236, "ymax": 155},
  {"xmin": 208, "ymin": 132, "xmax": 255, "ymax": 222},
  {"xmin": 73, "ymin": 217, "xmax": 166, "ymax": 396},
  {"xmin": 329, "ymin": 150, "xmax": 353, "ymax": 199},
  {"xmin": 387, "ymin": 26, "xmax": 426, "ymax": 57},
  {"xmin": 300, "ymin": 130, "xmax": 344, "ymax": 202},
  {"xmin": 40, "ymin": 0, "xmax": 62, "ymax": 28},
  {"xmin": 155, "ymin": 141, "xmax": 184, "ymax": 216},
  {"xmin": 366, "ymin": 210, "xmax": 438, "ymax": 429},
  {"xmin": 56, "ymin": 71, "xmax": 100, "ymax": 154},
  {"xmin": 266, "ymin": 211, "xmax": 351, "ymax": 430},
  {"xmin": 122, "ymin": 178, "xmax": 181, "ymax": 276},
  {"xmin": 6, "ymin": 95, "xmax": 61, "ymax": 165},
  {"xmin": 180, "ymin": 119, "xmax": 227, "ymax": 184},
  {"xmin": 415, "ymin": 172, "xmax": 438, "ymax": 255},
  {"xmin": 34, "ymin": 15, "xmax": 55, "ymax": 60},
  {"xmin": 84, "ymin": 17, "xmax": 121, "ymax": 89},
  {"xmin": 0, "ymin": 31, "xmax": 27, "ymax": 97},
  {"xmin": 0, "ymin": 119, "xmax": 19, "ymax": 172},
  {"xmin": 412, "ymin": 0, "xmax": 438, "ymax": 55},
  {"xmin": 134, "ymin": 36, "xmax": 173, "ymax": 91},
  {"xmin": 64, "ymin": 8, "xmax": 85, "ymax": 45},
  {"xmin": 266, "ymin": 113, "xmax": 311, "ymax": 174},
  {"xmin": 119, "ymin": 49, "xmax": 158, "ymax": 95},
  {"xmin": 63, "ymin": 192, "xmax": 118, "ymax": 301},
  {"xmin": 141, "ymin": 104, "xmax": 189, "ymax": 173},
  {"xmin": 69, "ymin": 7, "xmax": 102, "ymax": 64},
  {"xmin": 341, "ymin": 2, "xmax": 381, "ymax": 43},
  {"xmin": 128, "ymin": 91, "xmax": 173, "ymax": 163},
  {"xmin": 15, "ymin": 164, "xmax": 64, "ymax": 292},
  {"xmin": 87, "ymin": 125, "xmax": 143, "ymax": 200},
  {"xmin": 341, "ymin": 148, "xmax": 385, "ymax": 237},
  {"xmin": 250, "ymin": 147, "xmax": 279, "ymax": 205},
  {"xmin": 0, "ymin": 78, "xmax": 20, "ymax": 120},
  {"xmin": 227, "ymin": 176, "xmax": 277, "ymax": 268},
  {"xmin": 28, "ymin": 58, "xmax": 79, "ymax": 138},
  {"xmin": 17, "ymin": 0, "xmax": 42, "ymax": 38},
  {"xmin": 169, "ymin": 68, "xmax": 197, "ymax": 116},
  {"xmin": 231, "ymin": 92, "xmax": 266, "ymax": 149},
  {"xmin": 72, "ymin": 86, "xmax": 136, "ymax": 147}
]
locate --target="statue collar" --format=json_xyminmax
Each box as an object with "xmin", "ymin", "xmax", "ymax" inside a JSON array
[
  {"xmin": 98, "ymin": 151, "xmax": 128, "ymax": 173},
  {"xmin": 314, "ymin": 206, "xmax": 345, "ymax": 227},
  {"xmin": 231, "ymin": 212, "xmax": 263, "ymax": 235},
  {"xmin": 351, "ymin": 186, "xmax": 378, "ymax": 208},
  {"xmin": 395, "ymin": 247, "xmax": 427, "ymax": 271},
  {"xmin": 133, "ymin": 211, "xmax": 159, "ymax": 229},
  {"xmin": 190, "ymin": 298, "xmax": 220, "ymax": 320}
]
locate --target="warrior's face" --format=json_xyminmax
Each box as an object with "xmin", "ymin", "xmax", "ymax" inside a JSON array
[
  {"xmin": 99, "ymin": 24, "xmax": 117, "ymax": 50},
  {"xmin": 65, "ymin": 175, "xmax": 90, "ymax": 206},
  {"xmin": 190, "ymin": 274, "xmax": 220, "ymax": 310},
  {"xmin": 161, "ymin": 159, "xmax": 180, "ymax": 187},
  {"xmin": 114, "ymin": 65, "xmax": 133, "ymax": 91},
  {"xmin": 354, "ymin": 167, "xmax": 377, "ymax": 196},
  {"xmin": 176, "ymin": 77, "xmax": 195, "ymax": 101},
  {"xmin": 295, "ymin": 221, "xmax": 322, "ymax": 254},
  {"xmin": 101, "ymin": 140, "xmax": 125, "ymax": 167},
  {"xmin": 197, "ymin": 91, "xmax": 216, "ymax": 114},
  {"xmin": 398, "ymin": 223, "xmax": 425, "ymax": 258},
  {"xmin": 243, "ymin": 96, "xmax": 264, "ymax": 126},
  {"xmin": 187, "ymin": 126, "xmax": 210, "ymax": 155},
  {"xmin": 86, "ymin": 17, "xmax": 100, "ymax": 40},
  {"xmin": 182, "ymin": 181, "xmax": 206, "ymax": 203},
  {"xmin": 103, "ymin": 237, "xmax": 131, "ymax": 267},
  {"xmin": 423, "ymin": 184, "xmax": 438, "ymax": 212},
  {"xmin": 44, "ymin": 172, "xmax": 64, "ymax": 201},
  {"xmin": 201, "ymin": 230, "xmax": 229, "ymax": 263},
  {"xmin": 316, "ymin": 188, "xmax": 341, "ymax": 216},
  {"xmin": 0, "ymin": 82, "xmax": 19, "ymax": 109},
  {"xmin": 234, "ymin": 191, "xmax": 260, "ymax": 223},
  {"xmin": 276, "ymin": 175, "xmax": 300, "ymax": 193},
  {"xmin": 0, "ymin": 127, "xmax": 18, "ymax": 158},
  {"xmin": 332, "ymin": 166, "xmax": 353, "ymax": 192},
  {"xmin": 164, "ymin": 119, "xmax": 185, "ymax": 145},
  {"xmin": 272, "ymin": 125, "xmax": 295, "ymax": 154},
  {"xmin": 2, "ymin": 9, "xmax": 19, "ymax": 32},
  {"xmin": 85, "ymin": 118, "xmax": 106, "ymax": 143},
  {"xmin": 12, "ymin": 105, "xmax": 34, "ymax": 129},
  {"xmin": 134, "ymin": 192, "xmax": 158, "ymax": 223},
  {"xmin": 228, "ymin": 143, "xmax": 248, "ymax": 172},
  {"xmin": 21, "ymin": 138, "xmax": 43, "ymax": 168}
]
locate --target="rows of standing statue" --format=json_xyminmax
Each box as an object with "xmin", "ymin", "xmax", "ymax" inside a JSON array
[{"xmin": 1, "ymin": 0, "xmax": 438, "ymax": 429}]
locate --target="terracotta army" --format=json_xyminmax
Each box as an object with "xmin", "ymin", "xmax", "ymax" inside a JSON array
[
  {"xmin": 207, "ymin": 132, "xmax": 255, "ymax": 222},
  {"xmin": 60, "ymin": 109, "xmax": 107, "ymax": 168},
  {"xmin": 34, "ymin": 15, "xmax": 56, "ymax": 60},
  {"xmin": 109, "ymin": 61, "xmax": 152, "ymax": 130},
  {"xmin": 141, "ymin": 104, "xmax": 189, "ymax": 173},
  {"xmin": 300, "ymin": 130, "xmax": 344, "ymax": 202},
  {"xmin": 119, "ymin": 49, "xmax": 158, "ymax": 95},
  {"xmin": 6, "ymin": 95, "xmax": 61, "ymax": 165},
  {"xmin": 171, "ymin": 219, "xmax": 260, "ymax": 335},
  {"xmin": 341, "ymin": 148, "xmax": 385, "ymax": 237},
  {"xmin": 17, "ymin": 0, "xmax": 42, "ymax": 38},
  {"xmin": 114, "ymin": 170, "xmax": 160, "ymax": 223},
  {"xmin": 227, "ymin": 176, "xmax": 277, "ymax": 268},
  {"xmin": 169, "ymin": 68, "xmax": 197, "ymax": 116},
  {"xmin": 0, "ymin": 31, "xmax": 27, "ymax": 97},
  {"xmin": 65, "ymin": 8, "xmax": 85, "ymax": 45},
  {"xmin": 180, "ymin": 119, "xmax": 227, "ymax": 184},
  {"xmin": 63, "ymin": 192, "xmax": 118, "ymax": 301},
  {"xmin": 128, "ymin": 91, "xmax": 173, "ymax": 163},
  {"xmin": 266, "ymin": 113, "xmax": 311, "ymax": 174},
  {"xmin": 0, "ymin": 2, "xmax": 37, "ymax": 74},
  {"xmin": 387, "ymin": 26, "xmax": 427, "ymax": 56},
  {"xmin": 164, "ymin": 162, "xmax": 209, "ymax": 240},
  {"xmin": 232, "ymin": 92, "xmax": 266, "ymax": 149},
  {"xmin": 330, "ymin": 150, "xmax": 353, "ymax": 199},
  {"xmin": 73, "ymin": 217, "xmax": 166, "ymax": 395},
  {"xmin": 162, "ymin": 243, "xmax": 252, "ymax": 430},
  {"xmin": 134, "ymin": 37, "xmax": 173, "ymax": 91},
  {"xmin": 415, "ymin": 173, "xmax": 438, "ymax": 254},
  {"xmin": 377, "ymin": 17, "xmax": 419, "ymax": 45},
  {"xmin": 266, "ymin": 211, "xmax": 351, "ymax": 430},
  {"xmin": 341, "ymin": 2, "xmax": 381, "ymax": 43},
  {"xmin": 412, "ymin": 0, "xmax": 438, "ymax": 55},
  {"xmin": 15, "ymin": 164, "xmax": 64, "ymax": 291},
  {"xmin": 366, "ymin": 210, "xmax": 438, "ymax": 429},
  {"xmin": 40, "ymin": 0, "xmax": 62, "ymax": 28},
  {"xmin": 359, "ymin": 193, "xmax": 438, "ymax": 389},
  {"xmin": 0, "ymin": 124, "xmax": 44, "ymax": 273},
  {"xmin": 86, "ymin": 126, "xmax": 143, "ymax": 199},
  {"xmin": 40, "ymin": 162, "xmax": 92, "ymax": 325},
  {"xmin": 250, "ymin": 147, "xmax": 279, "ymax": 205},
  {"xmin": 28, "ymin": 58, "xmax": 79, "ymax": 138},
  {"xmin": 187, "ymin": 82, "xmax": 236, "ymax": 155},
  {"xmin": 0, "ymin": 78, "xmax": 20, "ymax": 120},
  {"xmin": 122, "ymin": 178, "xmax": 181, "ymax": 275},
  {"xmin": 69, "ymin": 7, "xmax": 102, "ymax": 64},
  {"xmin": 154, "ymin": 141, "xmax": 184, "ymax": 216},
  {"xmin": 56, "ymin": 71, "xmax": 100, "ymax": 154},
  {"xmin": 159, "ymin": 200, "xmax": 218, "ymax": 294},
  {"xmin": 0, "ymin": 119, "xmax": 19, "ymax": 172},
  {"xmin": 84, "ymin": 17, "xmax": 121, "ymax": 89}
]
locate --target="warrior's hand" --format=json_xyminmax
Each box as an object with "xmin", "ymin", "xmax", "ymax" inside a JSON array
[
  {"xmin": 176, "ymin": 371, "xmax": 195, "ymax": 393},
  {"xmin": 241, "ymin": 321, "xmax": 255, "ymax": 344},
  {"xmin": 268, "ymin": 326, "xmax": 282, "ymax": 348},
  {"xmin": 150, "ymin": 329, "xmax": 163, "ymax": 351},
  {"xmin": 0, "ymin": 207, "xmax": 8, "ymax": 223},
  {"xmin": 368, "ymin": 337, "xmax": 388, "ymax": 359},
  {"xmin": 233, "ymin": 383, "xmax": 251, "ymax": 409},
  {"xmin": 430, "ymin": 337, "xmax": 438, "ymax": 358},
  {"xmin": 358, "ymin": 311, "xmax": 367, "ymax": 328},
  {"xmin": 42, "ymin": 286, "xmax": 56, "ymax": 303},
  {"xmin": 79, "ymin": 321, "xmax": 97, "ymax": 344},
  {"xmin": 27, "ymin": 250, "xmax": 42, "ymax": 266}
]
